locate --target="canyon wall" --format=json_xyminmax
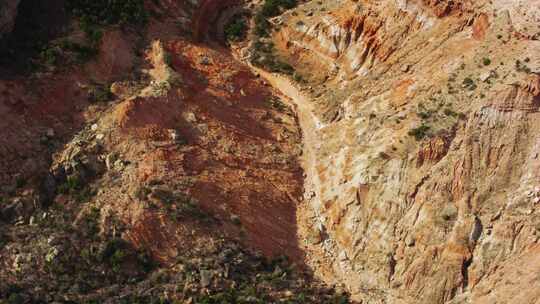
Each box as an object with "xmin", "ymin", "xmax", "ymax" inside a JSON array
[
  {"xmin": 192, "ymin": 0, "xmax": 242, "ymax": 41},
  {"xmin": 273, "ymin": 0, "xmax": 540, "ymax": 303},
  {"xmin": 1, "ymin": 0, "xmax": 539, "ymax": 302}
]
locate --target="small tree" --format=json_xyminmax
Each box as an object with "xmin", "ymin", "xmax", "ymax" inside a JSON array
[{"xmin": 225, "ymin": 19, "xmax": 247, "ymax": 41}]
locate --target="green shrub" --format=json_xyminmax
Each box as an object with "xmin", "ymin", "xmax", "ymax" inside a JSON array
[
  {"xmin": 100, "ymin": 238, "xmax": 126, "ymax": 261},
  {"xmin": 88, "ymin": 84, "xmax": 113, "ymax": 102},
  {"xmin": 41, "ymin": 47, "xmax": 59, "ymax": 65},
  {"xmin": 417, "ymin": 111, "xmax": 431, "ymax": 119},
  {"xmin": 176, "ymin": 195, "xmax": 208, "ymax": 220},
  {"xmin": 82, "ymin": 206, "xmax": 101, "ymax": 238},
  {"xmin": 135, "ymin": 186, "xmax": 152, "ymax": 200},
  {"xmin": 251, "ymin": 39, "xmax": 295, "ymax": 74},
  {"xmin": 250, "ymin": 0, "xmax": 299, "ymax": 74},
  {"xmin": 462, "ymin": 77, "xmax": 477, "ymax": 90},
  {"xmin": 254, "ymin": 14, "xmax": 271, "ymax": 37},
  {"xmin": 408, "ymin": 125, "xmax": 431, "ymax": 141},
  {"xmin": 443, "ymin": 108, "xmax": 457, "ymax": 117},
  {"xmin": 58, "ymin": 175, "xmax": 82, "ymax": 194},
  {"xmin": 66, "ymin": 0, "xmax": 147, "ymax": 54},
  {"xmin": 7, "ymin": 293, "xmax": 24, "ymax": 304},
  {"xmin": 60, "ymin": 40, "xmax": 98, "ymax": 62},
  {"xmin": 152, "ymin": 188, "xmax": 175, "ymax": 205},
  {"xmin": 261, "ymin": 0, "xmax": 281, "ymax": 17},
  {"xmin": 225, "ymin": 19, "xmax": 247, "ymax": 41},
  {"xmin": 111, "ymin": 249, "xmax": 126, "ymax": 272},
  {"xmin": 267, "ymin": 60, "xmax": 294, "ymax": 74},
  {"xmin": 515, "ymin": 60, "xmax": 532, "ymax": 73},
  {"xmin": 331, "ymin": 295, "xmax": 351, "ymax": 304},
  {"xmin": 261, "ymin": 0, "xmax": 297, "ymax": 17},
  {"xmin": 254, "ymin": 0, "xmax": 298, "ymax": 35},
  {"xmin": 463, "ymin": 77, "xmax": 473, "ymax": 86},
  {"xmin": 66, "ymin": 0, "xmax": 149, "ymax": 26},
  {"xmin": 15, "ymin": 177, "xmax": 26, "ymax": 189},
  {"xmin": 164, "ymin": 52, "xmax": 172, "ymax": 66},
  {"xmin": 137, "ymin": 251, "xmax": 155, "ymax": 273},
  {"xmin": 293, "ymin": 72, "xmax": 304, "ymax": 82},
  {"xmin": 267, "ymin": 98, "xmax": 287, "ymax": 111},
  {"xmin": 482, "ymin": 58, "xmax": 491, "ymax": 66},
  {"xmin": 75, "ymin": 187, "xmax": 95, "ymax": 203},
  {"xmin": 98, "ymin": 238, "xmax": 155, "ymax": 274}
]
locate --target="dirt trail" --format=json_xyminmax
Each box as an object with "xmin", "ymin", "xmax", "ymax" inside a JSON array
[
  {"xmin": 220, "ymin": 3, "xmax": 337, "ymax": 282},
  {"xmin": 248, "ymin": 65, "xmax": 341, "ymax": 284},
  {"xmin": 251, "ymin": 68, "xmax": 322, "ymax": 203}
]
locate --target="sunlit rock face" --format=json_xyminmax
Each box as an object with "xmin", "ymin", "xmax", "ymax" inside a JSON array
[{"xmin": 270, "ymin": 0, "xmax": 540, "ymax": 303}]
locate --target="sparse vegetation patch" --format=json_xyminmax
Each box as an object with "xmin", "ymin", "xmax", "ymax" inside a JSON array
[
  {"xmin": 250, "ymin": 0, "xmax": 298, "ymax": 74},
  {"xmin": 66, "ymin": 0, "xmax": 149, "ymax": 26},
  {"xmin": 225, "ymin": 18, "xmax": 248, "ymax": 42}
]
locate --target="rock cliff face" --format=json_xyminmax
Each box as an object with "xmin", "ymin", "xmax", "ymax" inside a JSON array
[
  {"xmin": 269, "ymin": 0, "xmax": 540, "ymax": 303},
  {"xmin": 1, "ymin": 0, "xmax": 539, "ymax": 302},
  {"xmin": 192, "ymin": 0, "xmax": 241, "ymax": 41},
  {"xmin": 0, "ymin": 1, "xmax": 333, "ymax": 302}
]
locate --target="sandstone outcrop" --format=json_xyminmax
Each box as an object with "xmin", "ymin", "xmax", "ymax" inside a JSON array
[
  {"xmin": 1, "ymin": 0, "xmax": 539, "ymax": 302},
  {"xmin": 268, "ymin": 0, "xmax": 540, "ymax": 303}
]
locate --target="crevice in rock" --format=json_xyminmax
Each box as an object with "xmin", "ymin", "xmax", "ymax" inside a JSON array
[
  {"xmin": 388, "ymin": 252, "xmax": 397, "ymax": 283},
  {"xmin": 461, "ymin": 257, "xmax": 472, "ymax": 291}
]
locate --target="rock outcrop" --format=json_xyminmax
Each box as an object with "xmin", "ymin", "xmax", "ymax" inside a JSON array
[
  {"xmin": 269, "ymin": 0, "xmax": 540, "ymax": 303},
  {"xmin": 1, "ymin": 0, "xmax": 539, "ymax": 303},
  {"xmin": 192, "ymin": 0, "xmax": 241, "ymax": 41}
]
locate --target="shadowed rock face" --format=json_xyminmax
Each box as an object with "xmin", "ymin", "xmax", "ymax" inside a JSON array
[
  {"xmin": 0, "ymin": 0, "xmax": 20, "ymax": 38},
  {"xmin": 192, "ymin": 0, "xmax": 241, "ymax": 41},
  {"xmin": 0, "ymin": 0, "xmax": 67, "ymax": 73}
]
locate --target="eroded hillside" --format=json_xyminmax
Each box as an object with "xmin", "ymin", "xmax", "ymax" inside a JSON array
[
  {"xmin": 262, "ymin": 0, "xmax": 540, "ymax": 303},
  {"xmin": 0, "ymin": 0, "xmax": 348, "ymax": 302},
  {"xmin": 1, "ymin": 0, "xmax": 539, "ymax": 303}
]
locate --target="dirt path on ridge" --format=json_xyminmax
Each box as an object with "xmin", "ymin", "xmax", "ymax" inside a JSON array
[{"xmin": 247, "ymin": 65, "xmax": 341, "ymax": 286}]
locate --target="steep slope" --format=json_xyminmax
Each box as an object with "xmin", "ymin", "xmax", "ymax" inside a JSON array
[
  {"xmin": 0, "ymin": 1, "xmax": 350, "ymax": 302},
  {"xmin": 263, "ymin": 0, "xmax": 540, "ymax": 303},
  {"xmin": 1, "ymin": 0, "xmax": 540, "ymax": 303}
]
